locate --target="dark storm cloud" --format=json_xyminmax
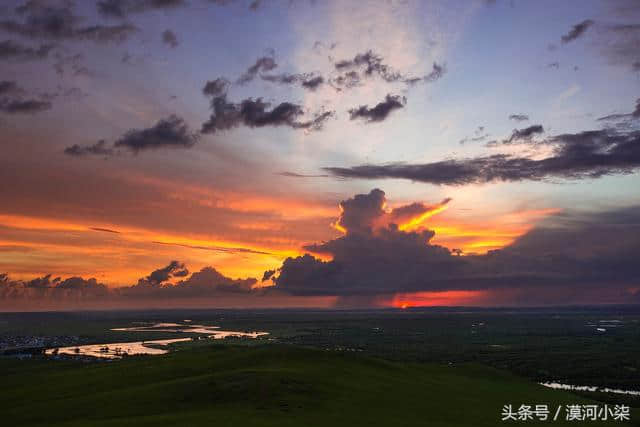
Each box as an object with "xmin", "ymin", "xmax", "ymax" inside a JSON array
[
  {"xmin": 64, "ymin": 140, "xmax": 114, "ymax": 157},
  {"xmin": 1, "ymin": 1, "xmax": 136, "ymax": 44},
  {"xmin": 323, "ymin": 128, "xmax": 640, "ymax": 185},
  {"xmin": 348, "ymin": 94, "xmax": 405, "ymax": 123},
  {"xmin": 0, "ymin": 39, "xmax": 54, "ymax": 61},
  {"xmin": 237, "ymin": 56, "xmax": 278, "ymax": 84},
  {"xmin": 561, "ymin": 19, "xmax": 594, "ymax": 43},
  {"xmin": 98, "ymin": 0, "xmax": 187, "ymax": 18},
  {"xmin": 268, "ymin": 189, "xmax": 463, "ymax": 296},
  {"xmin": 509, "ymin": 114, "xmax": 529, "ymax": 122},
  {"xmin": 162, "ymin": 29, "xmax": 178, "ymax": 48},
  {"xmin": 269, "ymin": 189, "xmax": 640, "ymax": 298},
  {"xmin": 114, "ymin": 115, "xmax": 199, "ymax": 152},
  {"xmin": 201, "ymin": 94, "xmax": 333, "ymax": 134}
]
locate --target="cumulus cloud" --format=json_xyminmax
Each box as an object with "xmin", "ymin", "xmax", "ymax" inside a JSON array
[
  {"xmin": 0, "ymin": 274, "xmax": 109, "ymax": 300},
  {"xmin": 115, "ymin": 115, "xmax": 198, "ymax": 152},
  {"xmin": 324, "ymin": 128, "xmax": 640, "ymax": 185},
  {"xmin": 268, "ymin": 189, "xmax": 462, "ymax": 295},
  {"xmin": 0, "ymin": 39, "xmax": 54, "ymax": 61},
  {"xmin": 268, "ymin": 189, "xmax": 640, "ymax": 301},
  {"xmin": 202, "ymin": 78, "xmax": 230, "ymax": 97},
  {"xmin": 64, "ymin": 115, "xmax": 198, "ymax": 156},
  {"xmin": 348, "ymin": 94, "xmax": 405, "ymax": 123},
  {"xmin": 201, "ymin": 93, "xmax": 333, "ymax": 134},
  {"xmin": 1, "ymin": 1, "xmax": 136, "ymax": 44},
  {"xmin": 114, "ymin": 263, "xmax": 257, "ymax": 298},
  {"xmin": 561, "ymin": 19, "xmax": 594, "ymax": 44},
  {"xmin": 1, "ymin": 262, "xmax": 257, "ymax": 301}
]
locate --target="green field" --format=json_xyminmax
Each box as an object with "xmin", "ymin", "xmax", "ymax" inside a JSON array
[{"xmin": 2, "ymin": 343, "xmax": 637, "ymax": 426}]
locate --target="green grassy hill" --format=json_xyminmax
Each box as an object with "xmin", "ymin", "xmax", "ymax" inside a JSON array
[{"xmin": 1, "ymin": 345, "xmax": 636, "ymax": 426}]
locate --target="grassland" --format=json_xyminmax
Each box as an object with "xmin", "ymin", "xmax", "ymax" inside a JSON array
[{"xmin": 2, "ymin": 343, "xmax": 637, "ymax": 426}]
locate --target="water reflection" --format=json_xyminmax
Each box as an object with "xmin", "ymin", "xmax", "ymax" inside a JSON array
[
  {"xmin": 46, "ymin": 321, "xmax": 268, "ymax": 359},
  {"xmin": 45, "ymin": 338, "xmax": 192, "ymax": 359},
  {"xmin": 540, "ymin": 382, "xmax": 640, "ymax": 396},
  {"xmin": 111, "ymin": 322, "xmax": 268, "ymax": 339}
]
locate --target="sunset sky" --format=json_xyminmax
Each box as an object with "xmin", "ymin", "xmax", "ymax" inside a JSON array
[{"xmin": 1, "ymin": 0, "xmax": 640, "ymax": 309}]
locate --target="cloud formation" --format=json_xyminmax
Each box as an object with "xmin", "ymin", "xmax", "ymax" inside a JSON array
[
  {"xmin": 64, "ymin": 140, "xmax": 114, "ymax": 157},
  {"xmin": 0, "ymin": 262, "xmax": 257, "ymax": 301},
  {"xmin": 260, "ymin": 72, "xmax": 325, "ymax": 91},
  {"xmin": 0, "ymin": 39, "xmax": 54, "ymax": 61},
  {"xmin": 237, "ymin": 55, "xmax": 277, "ymax": 84},
  {"xmin": 98, "ymin": 0, "xmax": 187, "ymax": 18},
  {"xmin": 1, "ymin": 1, "xmax": 137, "ymax": 44},
  {"xmin": 348, "ymin": 94, "xmax": 405, "ymax": 123},
  {"xmin": 115, "ymin": 115, "xmax": 198, "ymax": 152},
  {"xmin": 503, "ymin": 124, "xmax": 544, "ymax": 144},
  {"xmin": 0, "ymin": 81, "xmax": 51, "ymax": 114},
  {"xmin": 509, "ymin": 114, "xmax": 529, "ymax": 122},
  {"xmin": 268, "ymin": 189, "xmax": 640, "ymax": 301},
  {"xmin": 561, "ymin": 19, "xmax": 594, "ymax": 44},
  {"xmin": 162, "ymin": 29, "xmax": 178, "ymax": 48},
  {"xmin": 597, "ymin": 97, "xmax": 640, "ymax": 122},
  {"xmin": 64, "ymin": 115, "xmax": 198, "ymax": 156},
  {"xmin": 324, "ymin": 128, "xmax": 640, "ymax": 185},
  {"xmin": 201, "ymin": 93, "xmax": 333, "ymax": 134},
  {"xmin": 333, "ymin": 50, "xmax": 445, "ymax": 86}
]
